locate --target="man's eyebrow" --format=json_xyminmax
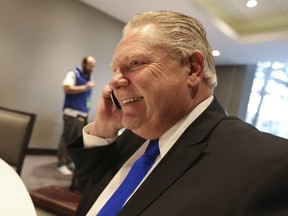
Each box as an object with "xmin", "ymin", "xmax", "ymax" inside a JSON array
[
  {"xmin": 110, "ymin": 50, "xmax": 152, "ymax": 69},
  {"xmin": 125, "ymin": 50, "xmax": 151, "ymax": 59}
]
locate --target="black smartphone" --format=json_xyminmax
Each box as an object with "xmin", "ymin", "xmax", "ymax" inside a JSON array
[{"xmin": 110, "ymin": 91, "xmax": 121, "ymax": 109}]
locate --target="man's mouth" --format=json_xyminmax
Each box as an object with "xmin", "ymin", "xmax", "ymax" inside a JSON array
[{"xmin": 122, "ymin": 97, "xmax": 143, "ymax": 104}]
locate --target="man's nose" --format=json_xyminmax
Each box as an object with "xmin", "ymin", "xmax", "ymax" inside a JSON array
[{"xmin": 109, "ymin": 70, "xmax": 129, "ymax": 90}]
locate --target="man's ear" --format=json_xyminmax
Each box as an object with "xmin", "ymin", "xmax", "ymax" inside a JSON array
[{"xmin": 187, "ymin": 51, "xmax": 204, "ymax": 87}]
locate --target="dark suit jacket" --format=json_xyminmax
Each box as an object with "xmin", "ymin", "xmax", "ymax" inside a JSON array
[{"xmin": 69, "ymin": 98, "xmax": 288, "ymax": 216}]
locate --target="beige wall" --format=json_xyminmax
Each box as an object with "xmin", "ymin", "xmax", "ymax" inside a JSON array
[
  {"xmin": 214, "ymin": 65, "xmax": 256, "ymax": 120},
  {"xmin": 0, "ymin": 0, "xmax": 124, "ymax": 148}
]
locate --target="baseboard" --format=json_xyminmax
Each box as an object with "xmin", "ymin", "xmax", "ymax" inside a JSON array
[{"xmin": 27, "ymin": 148, "xmax": 57, "ymax": 155}]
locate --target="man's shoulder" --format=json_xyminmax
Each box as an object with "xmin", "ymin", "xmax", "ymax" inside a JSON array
[
  {"xmin": 64, "ymin": 70, "xmax": 76, "ymax": 80},
  {"xmin": 210, "ymin": 116, "xmax": 288, "ymax": 158},
  {"xmin": 221, "ymin": 116, "xmax": 287, "ymax": 144}
]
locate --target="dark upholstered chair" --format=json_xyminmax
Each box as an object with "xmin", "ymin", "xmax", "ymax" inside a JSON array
[{"xmin": 0, "ymin": 106, "xmax": 36, "ymax": 175}]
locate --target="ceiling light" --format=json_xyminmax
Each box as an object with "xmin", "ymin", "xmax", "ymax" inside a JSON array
[
  {"xmin": 246, "ymin": 0, "xmax": 258, "ymax": 8},
  {"xmin": 212, "ymin": 50, "xmax": 221, "ymax": 57}
]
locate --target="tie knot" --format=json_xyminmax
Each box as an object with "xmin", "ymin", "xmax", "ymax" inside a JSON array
[{"xmin": 144, "ymin": 139, "xmax": 160, "ymax": 159}]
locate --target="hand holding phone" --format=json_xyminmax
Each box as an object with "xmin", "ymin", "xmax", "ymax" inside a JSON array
[{"xmin": 110, "ymin": 91, "xmax": 121, "ymax": 109}]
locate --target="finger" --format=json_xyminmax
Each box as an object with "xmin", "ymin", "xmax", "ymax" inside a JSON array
[{"xmin": 102, "ymin": 85, "xmax": 112, "ymax": 98}]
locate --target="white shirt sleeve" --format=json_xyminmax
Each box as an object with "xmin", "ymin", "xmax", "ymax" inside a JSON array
[
  {"xmin": 83, "ymin": 123, "xmax": 118, "ymax": 148},
  {"xmin": 62, "ymin": 71, "xmax": 76, "ymax": 86}
]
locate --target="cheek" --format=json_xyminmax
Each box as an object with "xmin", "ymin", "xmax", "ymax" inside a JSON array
[
  {"xmin": 147, "ymin": 64, "xmax": 170, "ymax": 82},
  {"xmin": 130, "ymin": 67, "xmax": 162, "ymax": 94},
  {"xmin": 132, "ymin": 64, "xmax": 186, "ymax": 109},
  {"xmin": 134, "ymin": 66, "xmax": 170, "ymax": 98}
]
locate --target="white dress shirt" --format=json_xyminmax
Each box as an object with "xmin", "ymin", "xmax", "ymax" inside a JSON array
[{"xmin": 85, "ymin": 96, "xmax": 214, "ymax": 215}]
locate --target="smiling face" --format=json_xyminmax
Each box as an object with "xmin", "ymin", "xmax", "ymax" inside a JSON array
[{"xmin": 109, "ymin": 24, "xmax": 211, "ymax": 139}]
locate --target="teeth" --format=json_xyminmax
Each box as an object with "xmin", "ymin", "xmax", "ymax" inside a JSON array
[{"xmin": 122, "ymin": 97, "xmax": 142, "ymax": 104}]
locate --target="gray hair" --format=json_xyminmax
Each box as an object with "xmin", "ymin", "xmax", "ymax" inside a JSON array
[{"xmin": 123, "ymin": 11, "xmax": 217, "ymax": 89}]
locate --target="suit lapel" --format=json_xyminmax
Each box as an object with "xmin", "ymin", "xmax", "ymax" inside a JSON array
[
  {"xmin": 119, "ymin": 98, "xmax": 226, "ymax": 216},
  {"xmin": 78, "ymin": 131, "xmax": 146, "ymax": 215}
]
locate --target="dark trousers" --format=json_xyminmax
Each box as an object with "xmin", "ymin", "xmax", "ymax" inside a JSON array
[{"xmin": 57, "ymin": 114, "xmax": 86, "ymax": 167}]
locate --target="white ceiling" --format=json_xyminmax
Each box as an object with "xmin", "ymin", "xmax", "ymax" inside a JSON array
[{"xmin": 79, "ymin": 0, "xmax": 288, "ymax": 65}]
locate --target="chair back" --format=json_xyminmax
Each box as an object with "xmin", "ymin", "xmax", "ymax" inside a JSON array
[{"xmin": 0, "ymin": 107, "xmax": 36, "ymax": 175}]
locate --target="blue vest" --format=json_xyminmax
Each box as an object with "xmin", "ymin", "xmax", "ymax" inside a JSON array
[{"xmin": 63, "ymin": 67, "xmax": 92, "ymax": 113}]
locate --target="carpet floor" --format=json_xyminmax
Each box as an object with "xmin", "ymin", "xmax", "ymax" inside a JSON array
[
  {"xmin": 22, "ymin": 155, "xmax": 72, "ymax": 190},
  {"xmin": 21, "ymin": 155, "xmax": 73, "ymax": 216}
]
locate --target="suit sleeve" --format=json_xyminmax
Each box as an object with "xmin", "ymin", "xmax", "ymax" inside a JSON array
[
  {"xmin": 68, "ymin": 136, "xmax": 117, "ymax": 192},
  {"xmin": 67, "ymin": 130, "xmax": 146, "ymax": 192},
  {"xmin": 235, "ymin": 155, "xmax": 288, "ymax": 216}
]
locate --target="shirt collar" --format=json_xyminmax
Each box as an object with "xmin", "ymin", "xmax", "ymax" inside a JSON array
[{"xmin": 158, "ymin": 95, "xmax": 214, "ymax": 158}]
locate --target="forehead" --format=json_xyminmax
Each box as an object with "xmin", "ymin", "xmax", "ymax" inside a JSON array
[
  {"xmin": 87, "ymin": 60, "xmax": 96, "ymax": 65},
  {"xmin": 111, "ymin": 25, "xmax": 156, "ymax": 64},
  {"xmin": 85, "ymin": 57, "xmax": 96, "ymax": 66}
]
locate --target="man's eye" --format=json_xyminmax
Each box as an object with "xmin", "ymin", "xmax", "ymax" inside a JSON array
[{"xmin": 130, "ymin": 60, "xmax": 143, "ymax": 66}]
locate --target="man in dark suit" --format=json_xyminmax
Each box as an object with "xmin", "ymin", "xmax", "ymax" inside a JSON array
[{"xmin": 69, "ymin": 11, "xmax": 288, "ymax": 215}]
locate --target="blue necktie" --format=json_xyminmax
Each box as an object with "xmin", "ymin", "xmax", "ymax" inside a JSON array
[{"xmin": 97, "ymin": 139, "xmax": 160, "ymax": 216}]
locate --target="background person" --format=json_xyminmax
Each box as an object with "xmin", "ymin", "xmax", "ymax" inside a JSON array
[{"xmin": 58, "ymin": 56, "xmax": 96, "ymax": 175}]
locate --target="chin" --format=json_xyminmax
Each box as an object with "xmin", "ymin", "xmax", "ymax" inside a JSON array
[
  {"xmin": 129, "ymin": 122, "xmax": 157, "ymax": 139},
  {"xmin": 121, "ymin": 112, "xmax": 144, "ymax": 127},
  {"xmin": 122, "ymin": 122, "xmax": 152, "ymax": 139},
  {"xmin": 121, "ymin": 119, "xmax": 142, "ymax": 131}
]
